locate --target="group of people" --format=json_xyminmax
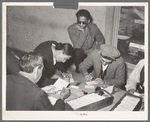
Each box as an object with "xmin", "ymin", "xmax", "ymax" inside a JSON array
[{"xmin": 6, "ymin": 9, "xmax": 145, "ymax": 111}]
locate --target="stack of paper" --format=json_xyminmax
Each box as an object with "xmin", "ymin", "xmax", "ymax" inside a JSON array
[
  {"xmin": 67, "ymin": 93, "xmax": 105, "ymax": 110},
  {"xmin": 114, "ymin": 95, "xmax": 140, "ymax": 111}
]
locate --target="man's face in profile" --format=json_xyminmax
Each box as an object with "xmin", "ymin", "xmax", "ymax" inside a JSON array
[{"xmin": 77, "ymin": 16, "xmax": 88, "ymax": 29}]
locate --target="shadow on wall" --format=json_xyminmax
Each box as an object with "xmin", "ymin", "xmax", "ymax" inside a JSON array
[{"xmin": 6, "ymin": 46, "xmax": 26, "ymax": 75}]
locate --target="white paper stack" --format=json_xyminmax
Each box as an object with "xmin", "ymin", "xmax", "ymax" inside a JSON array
[
  {"xmin": 114, "ymin": 95, "xmax": 140, "ymax": 111},
  {"xmin": 67, "ymin": 93, "xmax": 105, "ymax": 110}
]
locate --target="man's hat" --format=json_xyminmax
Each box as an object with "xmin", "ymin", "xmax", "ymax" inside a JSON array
[{"xmin": 100, "ymin": 44, "xmax": 120, "ymax": 60}]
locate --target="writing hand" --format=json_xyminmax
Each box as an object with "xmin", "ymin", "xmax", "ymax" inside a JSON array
[
  {"xmin": 95, "ymin": 78, "xmax": 103, "ymax": 84},
  {"xmin": 84, "ymin": 73, "xmax": 93, "ymax": 81},
  {"xmin": 41, "ymin": 85, "xmax": 56, "ymax": 94},
  {"xmin": 62, "ymin": 72, "xmax": 72, "ymax": 82},
  {"xmin": 60, "ymin": 87, "xmax": 71, "ymax": 100},
  {"xmin": 95, "ymin": 78, "xmax": 107, "ymax": 88}
]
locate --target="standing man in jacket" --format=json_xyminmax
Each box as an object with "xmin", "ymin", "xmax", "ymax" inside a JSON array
[
  {"xmin": 79, "ymin": 44, "xmax": 125, "ymax": 89},
  {"xmin": 6, "ymin": 52, "xmax": 70, "ymax": 110},
  {"xmin": 68, "ymin": 9, "xmax": 105, "ymax": 73}
]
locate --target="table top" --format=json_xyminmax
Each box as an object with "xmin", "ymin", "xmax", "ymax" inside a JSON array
[{"xmin": 63, "ymin": 70, "xmax": 127, "ymax": 111}]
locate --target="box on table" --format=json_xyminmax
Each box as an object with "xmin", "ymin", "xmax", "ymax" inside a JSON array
[
  {"xmin": 110, "ymin": 92, "xmax": 142, "ymax": 111},
  {"xmin": 65, "ymin": 89, "xmax": 114, "ymax": 111}
]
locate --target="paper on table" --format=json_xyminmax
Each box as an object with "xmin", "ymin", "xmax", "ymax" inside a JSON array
[
  {"xmin": 85, "ymin": 85, "xmax": 94, "ymax": 89},
  {"xmin": 53, "ymin": 78, "xmax": 69, "ymax": 91},
  {"xmin": 48, "ymin": 96, "xmax": 58, "ymax": 105},
  {"xmin": 70, "ymin": 85, "xmax": 79, "ymax": 89},
  {"xmin": 67, "ymin": 93, "xmax": 105, "ymax": 110},
  {"xmin": 114, "ymin": 95, "xmax": 140, "ymax": 111},
  {"xmin": 104, "ymin": 86, "xmax": 114, "ymax": 94},
  {"xmin": 86, "ymin": 80, "xmax": 99, "ymax": 85}
]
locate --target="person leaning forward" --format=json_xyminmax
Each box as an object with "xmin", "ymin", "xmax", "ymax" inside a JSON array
[
  {"xmin": 6, "ymin": 52, "xmax": 70, "ymax": 110},
  {"xmin": 34, "ymin": 40, "xmax": 74, "ymax": 87},
  {"xmin": 79, "ymin": 44, "xmax": 125, "ymax": 89}
]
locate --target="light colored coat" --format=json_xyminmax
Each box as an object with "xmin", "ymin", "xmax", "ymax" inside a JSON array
[{"xmin": 79, "ymin": 50, "xmax": 125, "ymax": 87}]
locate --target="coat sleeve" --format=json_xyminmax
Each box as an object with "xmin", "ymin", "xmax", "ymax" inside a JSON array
[
  {"xmin": 94, "ymin": 24, "xmax": 105, "ymax": 47},
  {"xmin": 79, "ymin": 52, "xmax": 94, "ymax": 75},
  {"xmin": 33, "ymin": 90, "xmax": 65, "ymax": 110},
  {"xmin": 125, "ymin": 59, "xmax": 144, "ymax": 91},
  {"xmin": 105, "ymin": 59, "xmax": 125, "ymax": 87},
  {"xmin": 34, "ymin": 41, "xmax": 56, "ymax": 78},
  {"xmin": 68, "ymin": 25, "xmax": 88, "ymax": 48}
]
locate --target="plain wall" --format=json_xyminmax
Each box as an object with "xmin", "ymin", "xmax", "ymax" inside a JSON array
[{"xmin": 7, "ymin": 6, "xmax": 106, "ymax": 52}]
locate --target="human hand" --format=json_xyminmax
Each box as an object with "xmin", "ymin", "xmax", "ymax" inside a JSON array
[
  {"xmin": 84, "ymin": 73, "xmax": 93, "ymax": 81},
  {"xmin": 95, "ymin": 78, "xmax": 107, "ymax": 88},
  {"xmin": 128, "ymin": 89, "xmax": 136, "ymax": 94},
  {"xmin": 62, "ymin": 73, "xmax": 72, "ymax": 82},
  {"xmin": 95, "ymin": 78, "xmax": 103, "ymax": 84},
  {"xmin": 60, "ymin": 87, "xmax": 71, "ymax": 100},
  {"xmin": 41, "ymin": 85, "xmax": 56, "ymax": 94}
]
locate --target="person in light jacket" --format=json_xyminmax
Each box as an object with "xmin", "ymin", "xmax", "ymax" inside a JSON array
[{"xmin": 79, "ymin": 44, "xmax": 125, "ymax": 89}]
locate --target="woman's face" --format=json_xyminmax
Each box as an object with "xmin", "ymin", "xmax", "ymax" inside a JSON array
[
  {"xmin": 77, "ymin": 16, "xmax": 89, "ymax": 29},
  {"xmin": 56, "ymin": 52, "xmax": 71, "ymax": 63}
]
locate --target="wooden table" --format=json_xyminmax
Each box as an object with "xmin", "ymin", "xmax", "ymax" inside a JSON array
[
  {"xmin": 49, "ymin": 69, "xmax": 142, "ymax": 111},
  {"xmin": 64, "ymin": 70, "xmax": 127, "ymax": 111}
]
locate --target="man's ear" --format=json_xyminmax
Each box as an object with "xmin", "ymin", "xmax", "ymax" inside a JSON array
[
  {"xmin": 87, "ymin": 19, "xmax": 90, "ymax": 23},
  {"xmin": 33, "ymin": 66, "xmax": 39, "ymax": 80},
  {"xmin": 98, "ymin": 50, "xmax": 102, "ymax": 54}
]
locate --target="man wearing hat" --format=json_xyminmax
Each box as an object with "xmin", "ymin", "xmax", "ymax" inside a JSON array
[{"xmin": 79, "ymin": 44, "xmax": 125, "ymax": 88}]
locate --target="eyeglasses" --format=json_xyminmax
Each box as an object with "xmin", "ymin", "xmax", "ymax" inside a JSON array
[
  {"xmin": 37, "ymin": 64, "xmax": 44, "ymax": 70},
  {"xmin": 77, "ymin": 21, "xmax": 87, "ymax": 25}
]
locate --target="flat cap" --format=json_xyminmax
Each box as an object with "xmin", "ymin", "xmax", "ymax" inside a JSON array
[{"xmin": 100, "ymin": 44, "xmax": 120, "ymax": 60}]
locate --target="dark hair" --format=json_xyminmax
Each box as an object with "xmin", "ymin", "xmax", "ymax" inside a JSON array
[
  {"xmin": 55, "ymin": 43, "xmax": 74, "ymax": 56},
  {"xmin": 76, "ymin": 9, "xmax": 93, "ymax": 23},
  {"xmin": 19, "ymin": 52, "xmax": 43, "ymax": 73}
]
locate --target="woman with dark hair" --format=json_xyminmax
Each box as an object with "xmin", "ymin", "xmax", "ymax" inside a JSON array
[
  {"xmin": 68, "ymin": 9, "xmax": 105, "ymax": 73},
  {"xmin": 34, "ymin": 40, "xmax": 74, "ymax": 87}
]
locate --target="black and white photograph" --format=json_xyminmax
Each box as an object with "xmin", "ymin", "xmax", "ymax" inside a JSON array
[{"xmin": 2, "ymin": 2, "xmax": 148, "ymax": 121}]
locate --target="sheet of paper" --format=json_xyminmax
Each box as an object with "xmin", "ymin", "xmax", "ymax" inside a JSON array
[
  {"xmin": 85, "ymin": 85, "xmax": 94, "ymax": 89},
  {"xmin": 53, "ymin": 78, "xmax": 69, "ymax": 91},
  {"xmin": 67, "ymin": 93, "xmax": 105, "ymax": 110},
  {"xmin": 104, "ymin": 86, "xmax": 114, "ymax": 94},
  {"xmin": 86, "ymin": 80, "xmax": 99, "ymax": 85},
  {"xmin": 70, "ymin": 85, "xmax": 79, "ymax": 89},
  {"xmin": 134, "ymin": 92, "xmax": 141, "ymax": 96},
  {"xmin": 114, "ymin": 95, "xmax": 140, "ymax": 111},
  {"xmin": 48, "ymin": 96, "xmax": 58, "ymax": 105}
]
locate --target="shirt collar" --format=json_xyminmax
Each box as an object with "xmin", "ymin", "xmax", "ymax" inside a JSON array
[{"xmin": 53, "ymin": 56, "xmax": 56, "ymax": 65}]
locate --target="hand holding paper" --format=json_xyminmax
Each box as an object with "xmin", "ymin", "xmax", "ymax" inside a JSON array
[
  {"xmin": 84, "ymin": 73, "xmax": 93, "ymax": 81},
  {"xmin": 60, "ymin": 87, "xmax": 71, "ymax": 100},
  {"xmin": 41, "ymin": 85, "xmax": 56, "ymax": 94}
]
